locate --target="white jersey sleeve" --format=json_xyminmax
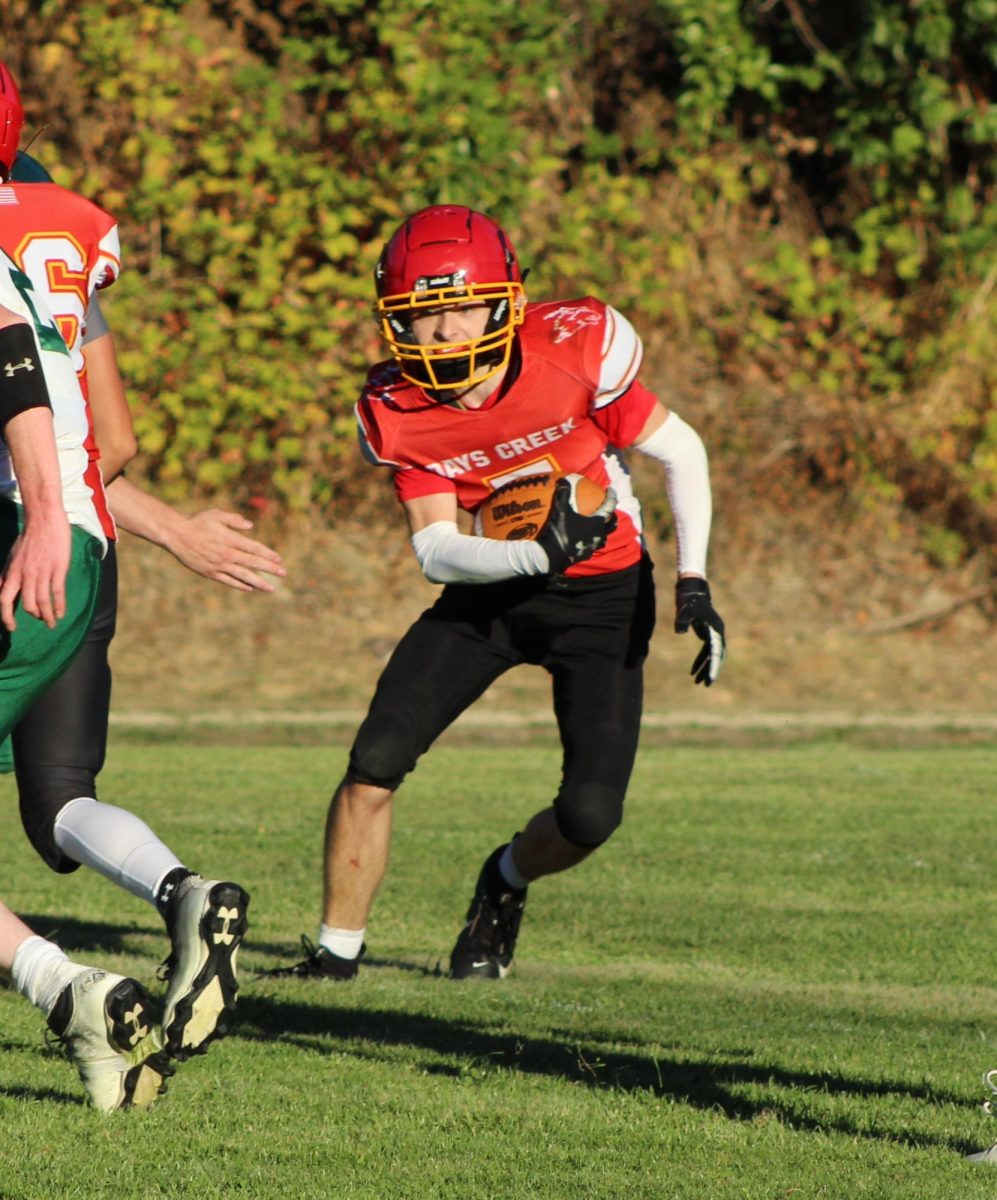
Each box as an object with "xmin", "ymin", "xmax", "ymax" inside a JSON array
[
  {"xmin": 91, "ymin": 223, "xmax": 121, "ymax": 293},
  {"xmin": 0, "ymin": 250, "xmax": 107, "ymax": 553},
  {"xmin": 592, "ymin": 304, "xmax": 643, "ymax": 410}
]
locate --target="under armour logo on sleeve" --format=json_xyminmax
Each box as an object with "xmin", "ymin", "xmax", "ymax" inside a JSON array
[{"xmin": 4, "ymin": 357, "xmax": 35, "ymax": 376}]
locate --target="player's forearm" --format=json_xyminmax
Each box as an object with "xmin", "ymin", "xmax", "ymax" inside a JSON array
[
  {"xmin": 634, "ymin": 411, "xmax": 712, "ymax": 578},
  {"xmin": 2, "ymin": 407, "xmax": 72, "ymax": 632},
  {"xmin": 411, "ymin": 520, "xmax": 549, "ymax": 584},
  {"xmin": 105, "ymin": 475, "xmax": 184, "ymax": 548},
  {"xmin": 4, "ymin": 408, "xmax": 65, "ymax": 522},
  {"xmin": 108, "ymin": 476, "xmax": 284, "ymax": 591}
]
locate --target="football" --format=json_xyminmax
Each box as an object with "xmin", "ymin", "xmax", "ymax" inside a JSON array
[{"xmin": 474, "ymin": 473, "xmax": 607, "ymax": 541}]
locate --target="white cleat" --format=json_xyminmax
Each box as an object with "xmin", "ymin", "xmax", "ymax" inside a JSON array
[
  {"xmin": 48, "ymin": 969, "xmax": 169, "ymax": 1112},
  {"xmin": 160, "ymin": 876, "xmax": 249, "ymax": 1060},
  {"xmin": 966, "ymin": 1068, "xmax": 997, "ymax": 1162}
]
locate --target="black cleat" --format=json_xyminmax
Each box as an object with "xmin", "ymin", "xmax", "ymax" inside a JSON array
[
  {"xmin": 257, "ymin": 935, "xmax": 364, "ymax": 980},
  {"xmin": 449, "ymin": 844, "xmax": 527, "ymax": 980}
]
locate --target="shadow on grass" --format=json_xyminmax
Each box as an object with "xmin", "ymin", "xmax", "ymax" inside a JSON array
[
  {"xmin": 250, "ymin": 939, "xmax": 442, "ymax": 976},
  {"xmin": 7, "ymin": 919, "xmax": 985, "ymax": 1155},
  {"xmin": 16, "ymin": 913, "xmax": 163, "ymax": 957},
  {"xmin": 0, "ymin": 1037, "xmax": 100, "ymax": 1107},
  {"xmin": 14, "ymin": 919, "xmax": 439, "ymax": 975},
  {"xmin": 235, "ymin": 989, "xmax": 982, "ymax": 1157},
  {"xmin": 0, "ymin": 1084, "xmax": 79, "ymax": 1106}
]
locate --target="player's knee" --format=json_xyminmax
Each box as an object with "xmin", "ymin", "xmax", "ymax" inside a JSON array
[
  {"xmin": 18, "ymin": 785, "xmax": 92, "ymax": 874},
  {"xmin": 346, "ymin": 726, "xmax": 416, "ymax": 792},
  {"xmin": 554, "ymin": 783, "xmax": 624, "ymax": 849}
]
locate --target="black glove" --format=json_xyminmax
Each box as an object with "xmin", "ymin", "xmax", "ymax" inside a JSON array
[
  {"xmin": 674, "ymin": 577, "xmax": 727, "ymax": 686},
  {"xmin": 536, "ymin": 475, "xmax": 618, "ymax": 574}
]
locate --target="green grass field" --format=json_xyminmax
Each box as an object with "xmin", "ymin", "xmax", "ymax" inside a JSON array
[{"xmin": 1, "ymin": 734, "xmax": 995, "ymax": 1198}]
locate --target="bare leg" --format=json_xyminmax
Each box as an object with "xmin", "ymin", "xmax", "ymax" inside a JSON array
[
  {"xmin": 509, "ymin": 807, "xmax": 593, "ymax": 882},
  {"xmin": 322, "ymin": 779, "xmax": 395, "ymax": 929},
  {"xmin": 0, "ymin": 901, "xmax": 34, "ymax": 972}
]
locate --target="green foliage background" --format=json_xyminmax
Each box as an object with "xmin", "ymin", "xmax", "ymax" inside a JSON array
[{"xmin": 4, "ymin": 0, "xmax": 995, "ymax": 567}]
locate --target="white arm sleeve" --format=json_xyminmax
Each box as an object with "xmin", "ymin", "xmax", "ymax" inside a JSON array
[
  {"xmin": 635, "ymin": 411, "xmax": 712, "ymax": 577},
  {"xmin": 411, "ymin": 520, "xmax": 550, "ymax": 585}
]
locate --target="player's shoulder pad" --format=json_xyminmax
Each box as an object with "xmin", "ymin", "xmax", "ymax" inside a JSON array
[
  {"xmin": 522, "ymin": 296, "xmax": 641, "ymax": 407},
  {"xmin": 523, "ymin": 296, "xmax": 607, "ymax": 354},
  {"xmin": 12, "ymin": 182, "xmax": 120, "ymax": 289},
  {"xmin": 360, "ymin": 359, "xmax": 404, "ymax": 401},
  {"xmin": 359, "ymin": 359, "xmax": 443, "ymax": 414},
  {"xmin": 17, "ymin": 181, "xmax": 116, "ymax": 226},
  {"xmin": 356, "ymin": 360, "xmax": 408, "ymax": 467}
]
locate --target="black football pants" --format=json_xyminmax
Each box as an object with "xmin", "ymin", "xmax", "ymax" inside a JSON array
[
  {"xmin": 347, "ymin": 556, "xmax": 656, "ymax": 848},
  {"xmin": 13, "ymin": 542, "xmax": 117, "ymax": 872}
]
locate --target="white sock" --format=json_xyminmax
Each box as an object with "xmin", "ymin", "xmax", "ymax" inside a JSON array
[
  {"xmin": 498, "ymin": 843, "xmax": 529, "ymax": 890},
  {"xmin": 53, "ymin": 797, "xmax": 185, "ymax": 907},
  {"xmin": 318, "ymin": 924, "xmax": 365, "ymax": 960},
  {"xmin": 11, "ymin": 935, "xmax": 86, "ymax": 1017}
]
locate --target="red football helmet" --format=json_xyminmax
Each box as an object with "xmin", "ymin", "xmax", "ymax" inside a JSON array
[
  {"xmin": 374, "ymin": 205, "xmax": 525, "ymax": 391},
  {"xmin": 0, "ymin": 62, "xmax": 24, "ymax": 181}
]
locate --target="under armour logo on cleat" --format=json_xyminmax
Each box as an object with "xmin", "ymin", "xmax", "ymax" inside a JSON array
[
  {"xmin": 4, "ymin": 357, "xmax": 35, "ymax": 376},
  {"xmin": 213, "ymin": 905, "xmax": 240, "ymax": 946},
  {"xmin": 123, "ymin": 1006, "xmax": 150, "ymax": 1045}
]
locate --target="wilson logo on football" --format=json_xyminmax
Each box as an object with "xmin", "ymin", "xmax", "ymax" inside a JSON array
[
  {"xmin": 492, "ymin": 497, "xmax": 546, "ymax": 521},
  {"xmin": 477, "ymin": 474, "xmax": 569, "ymax": 542}
]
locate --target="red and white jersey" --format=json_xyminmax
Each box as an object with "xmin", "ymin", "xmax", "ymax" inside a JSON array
[
  {"xmin": 0, "ymin": 181, "xmax": 120, "ymax": 540},
  {"xmin": 356, "ymin": 297, "xmax": 659, "ymax": 576},
  {"xmin": 0, "ymin": 249, "xmax": 108, "ymax": 553},
  {"xmin": 0, "ymin": 182, "xmax": 119, "ymax": 371}
]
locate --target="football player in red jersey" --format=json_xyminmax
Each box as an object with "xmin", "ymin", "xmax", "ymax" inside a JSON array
[
  {"xmin": 0, "ymin": 61, "xmax": 280, "ymax": 1063},
  {"xmin": 268, "ymin": 204, "xmax": 726, "ymax": 982}
]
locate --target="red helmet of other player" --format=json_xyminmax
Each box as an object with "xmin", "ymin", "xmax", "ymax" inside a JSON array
[
  {"xmin": 0, "ymin": 62, "xmax": 24, "ymax": 181},
  {"xmin": 374, "ymin": 205, "xmax": 525, "ymax": 391}
]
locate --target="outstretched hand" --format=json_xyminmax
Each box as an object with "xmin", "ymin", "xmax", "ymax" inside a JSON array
[
  {"xmin": 169, "ymin": 509, "xmax": 286, "ymax": 593},
  {"xmin": 674, "ymin": 577, "xmax": 726, "ymax": 686}
]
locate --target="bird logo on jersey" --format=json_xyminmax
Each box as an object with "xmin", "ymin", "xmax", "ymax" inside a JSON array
[{"xmin": 543, "ymin": 305, "xmax": 602, "ymax": 345}]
